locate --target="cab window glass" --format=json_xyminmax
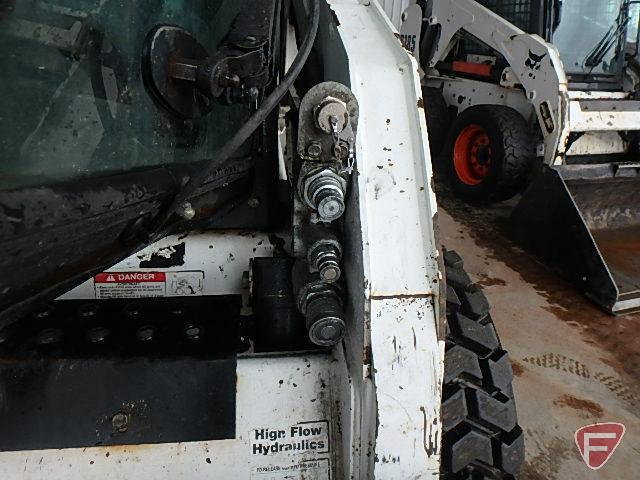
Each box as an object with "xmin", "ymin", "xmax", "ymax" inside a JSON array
[{"xmin": 0, "ymin": 0, "xmax": 248, "ymax": 189}]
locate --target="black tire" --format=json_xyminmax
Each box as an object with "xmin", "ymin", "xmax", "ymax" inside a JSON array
[
  {"xmin": 443, "ymin": 106, "xmax": 534, "ymax": 203},
  {"xmin": 441, "ymin": 250, "xmax": 524, "ymax": 479},
  {"xmin": 423, "ymin": 86, "xmax": 450, "ymax": 157}
]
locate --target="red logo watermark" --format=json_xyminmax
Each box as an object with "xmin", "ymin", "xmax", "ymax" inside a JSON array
[{"xmin": 575, "ymin": 423, "xmax": 625, "ymax": 470}]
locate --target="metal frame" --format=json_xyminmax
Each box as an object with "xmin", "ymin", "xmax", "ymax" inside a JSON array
[{"xmin": 0, "ymin": 1, "xmax": 444, "ymax": 478}]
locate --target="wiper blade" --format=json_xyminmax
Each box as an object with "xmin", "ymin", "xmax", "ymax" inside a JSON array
[{"xmin": 585, "ymin": 1, "xmax": 631, "ymax": 68}]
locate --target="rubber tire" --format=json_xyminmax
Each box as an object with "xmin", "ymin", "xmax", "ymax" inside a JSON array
[
  {"xmin": 441, "ymin": 250, "xmax": 524, "ymax": 479},
  {"xmin": 423, "ymin": 86, "xmax": 450, "ymax": 158},
  {"xmin": 444, "ymin": 106, "xmax": 534, "ymax": 204}
]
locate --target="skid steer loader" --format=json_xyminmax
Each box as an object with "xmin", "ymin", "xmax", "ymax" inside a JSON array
[
  {"xmin": 0, "ymin": 1, "xmax": 523, "ymax": 479},
  {"xmin": 393, "ymin": 0, "xmax": 640, "ymax": 314}
]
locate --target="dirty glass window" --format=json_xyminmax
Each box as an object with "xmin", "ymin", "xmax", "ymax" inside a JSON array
[
  {"xmin": 552, "ymin": 0, "xmax": 626, "ymax": 76},
  {"xmin": 0, "ymin": 0, "xmax": 249, "ymax": 189}
]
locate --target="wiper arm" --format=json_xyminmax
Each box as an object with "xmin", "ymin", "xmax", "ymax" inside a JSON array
[{"xmin": 585, "ymin": 1, "xmax": 630, "ymax": 68}]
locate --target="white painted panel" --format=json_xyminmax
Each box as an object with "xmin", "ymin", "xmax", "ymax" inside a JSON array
[
  {"xmin": 0, "ymin": 355, "xmax": 338, "ymax": 479},
  {"xmin": 59, "ymin": 231, "xmax": 279, "ymax": 299}
]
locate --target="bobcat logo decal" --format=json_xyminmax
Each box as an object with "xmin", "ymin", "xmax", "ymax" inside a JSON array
[{"xmin": 525, "ymin": 50, "xmax": 547, "ymax": 70}]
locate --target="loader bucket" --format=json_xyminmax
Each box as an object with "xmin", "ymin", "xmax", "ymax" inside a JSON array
[{"xmin": 511, "ymin": 163, "xmax": 640, "ymax": 314}]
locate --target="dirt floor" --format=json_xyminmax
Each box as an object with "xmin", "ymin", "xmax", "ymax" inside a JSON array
[{"xmin": 437, "ymin": 188, "xmax": 640, "ymax": 480}]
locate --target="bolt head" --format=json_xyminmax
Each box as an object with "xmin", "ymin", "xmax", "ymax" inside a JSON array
[
  {"xmin": 112, "ymin": 412, "xmax": 129, "ymax": 432},
  {"xmin": 307, "ymin": 142, "xmax": 322, "ymax": 158},
  {"xmin": 247, "ymin": 198, "xmax": 260, "ymax": 208}
]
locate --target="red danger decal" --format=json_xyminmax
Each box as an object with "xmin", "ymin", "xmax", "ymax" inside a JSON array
[{"xmin": 95, "ymin": 272, "xmax": 166, "ymax": 283}]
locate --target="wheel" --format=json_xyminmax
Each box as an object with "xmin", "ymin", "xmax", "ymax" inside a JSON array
[
  {"xmin": 423, "ymin": 86, "xmax": 449, "ymax": 157},
  {"xmin": 441, "ymin": 250, "xmax": 524, "ymax": 479},
  {"xmin": 443, "ymin": 106, "xmax": 534, "ymax": 203}
]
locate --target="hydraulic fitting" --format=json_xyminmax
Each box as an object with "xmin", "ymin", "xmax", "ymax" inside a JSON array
[
  {"xmin": 307, "ymin": 239, "xmax": 342, "ymax": 283},
  {"xmin": 297, "ymin": 281, "xmax": 345, "ymax": 347},
  {"xmin": 299, "ymin": 168, "xmax": 347, "ymax": 222}
]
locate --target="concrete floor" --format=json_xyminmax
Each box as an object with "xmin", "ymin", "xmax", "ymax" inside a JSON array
[{"xmin": 437, "ymin": 190, "xmax": 640, "ymax": 480}]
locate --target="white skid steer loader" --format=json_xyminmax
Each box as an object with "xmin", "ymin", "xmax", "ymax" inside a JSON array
[
  {"xmin": 0, "ymin": 1, "xmax": 523, "ymax": 479},
  {"xmin": 392, "ymin": 0, "xmax": 640, "ymax": 314}
]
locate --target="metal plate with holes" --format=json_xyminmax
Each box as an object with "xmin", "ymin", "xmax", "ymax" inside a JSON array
[{"xmin": 0, "ymin": 297, "xmax": 240, "ymax": 451}]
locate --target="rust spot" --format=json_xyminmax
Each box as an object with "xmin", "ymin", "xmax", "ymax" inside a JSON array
[
  {"xmin": 511, "ymin": 360, "xmax": 525, "ymax": 377},
  {"xmin": 553, "ymin": 394, "xmax": 603, "ymax": 418}
]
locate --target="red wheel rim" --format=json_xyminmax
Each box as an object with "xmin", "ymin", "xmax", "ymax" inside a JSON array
[{"xmin": 453, "ymin": 124, "xmax": 492, "ymax": 186}]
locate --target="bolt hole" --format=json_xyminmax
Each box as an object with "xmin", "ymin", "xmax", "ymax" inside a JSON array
[
  {"xmin": 136, "ymin": 325, "xmax": 155, "ymax": 342},
  {"xmin": 36, "ymin": 328, "xmax": 63, "ymax": 346},
  {"xmin": 184, "ymin": 324, "xmax": 203, "ymax": 340}
]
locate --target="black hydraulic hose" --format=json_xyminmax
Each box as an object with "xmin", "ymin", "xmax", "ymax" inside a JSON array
[{"xmin": 145, "ymin": 0, "xmax": 320, "ymax": 240}]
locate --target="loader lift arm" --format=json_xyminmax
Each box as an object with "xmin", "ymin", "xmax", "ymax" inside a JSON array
[{"xmin": 425, "ymin": 0, "xmax": 570, "ymax": 164}]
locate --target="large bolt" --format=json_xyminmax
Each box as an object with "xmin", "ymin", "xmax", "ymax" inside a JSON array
[
  {"xmin": 315, "ymin": 96, "xmax": 348, "ymax": 134},
  {"xmin": 301, "ymin": 169, "xmax": 347, "ymax": 222},
  {"xmin": 297, "ymin": 282, "xmax": 345, "ymax": 347},
  {"xmin": 308, "ymin": 240, "xmax": 342, "ymax": 283}
]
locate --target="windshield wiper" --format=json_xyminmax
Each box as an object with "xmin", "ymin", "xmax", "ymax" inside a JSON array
[{"xmin": 584, "ymin": 0, "xmax": 631, "ymax": 68}]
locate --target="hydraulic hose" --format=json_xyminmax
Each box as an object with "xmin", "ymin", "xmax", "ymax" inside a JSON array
[{"xmin": 146, "ymin": 0, "xmax": 321, "ymax": 239}]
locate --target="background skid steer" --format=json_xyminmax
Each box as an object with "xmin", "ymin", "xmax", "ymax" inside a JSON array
[{"xmin": 392, "ymin": 0, "xmax": 640, "ymax": 314}]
